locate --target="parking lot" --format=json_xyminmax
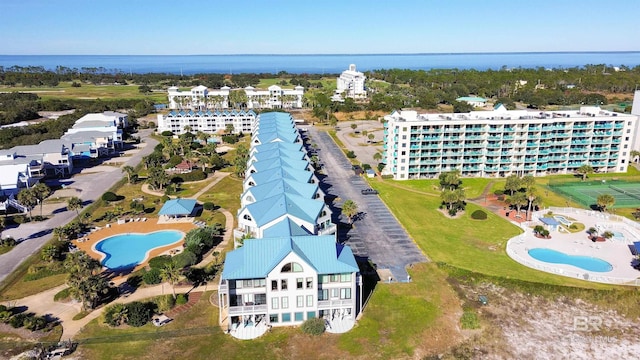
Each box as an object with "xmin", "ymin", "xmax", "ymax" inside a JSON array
[{"xmin": 306, "ymin": 127, "xmax": 427, "ymax": 281}]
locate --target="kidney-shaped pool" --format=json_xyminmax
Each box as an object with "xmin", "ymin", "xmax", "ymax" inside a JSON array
[
  {"xmin": 94, "ymin": 230, "xmax": 184, "ymax": 270},
  {"xmin": 528, "ymin": 248, "xmax": 613, "ymax": 273}
]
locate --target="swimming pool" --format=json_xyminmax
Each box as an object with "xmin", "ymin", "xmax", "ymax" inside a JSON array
[
  {"xmin": 528, "ymin": 248, "xmax": 612, "ymax": 272},
  {"xmin": 94, "ymin": 230, "xmax": 184, "ymax": 270},
  {"xmin": 553, "ymin": 215, "xmax": 573, "ymax": 226}
]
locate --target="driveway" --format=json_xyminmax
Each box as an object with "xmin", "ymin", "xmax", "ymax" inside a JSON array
[
  {"xmin": 306, "ymin": 127, "xmax": 427, "ymax": 281},
  {"xmin": 0, "ymin": 130, "xmax": 158, "ymax": 283}
]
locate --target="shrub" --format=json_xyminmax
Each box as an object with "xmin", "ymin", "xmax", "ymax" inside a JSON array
[
  {"xmin": 361, "ymin": 163, "xmax": 371, "ymax": 171},
  {"xmin": 54, "ymin": 288, "xmax": 71, "ymax": 302},
  {"xmin": 300, "ymin": 317, "xmax": 325, "ymax": 335},
  {"xmin": 147, "ymin": 121, "xmax": 156, "ymax": 128},
  {"xmin": 172, "ymin": 250, "xmax": 198, "ymax": 268},
  {"xmin": 0, "ymin": 237, "xmax": 17, "ymax": 247},
  {"xmin": 154, "ymin": 294, "xmax": 176, "ymax": 313},
  {"xmin": 448, "ymin": 208, "xmax": 458, "ymax": 216},
  {"xmin": 104, "ymin": 303, "xmax": 128, "ymax": 327},
  {"xmin": 175, "ymin": 294, "xmax": 188, "ymax": 305},
  {"xmin": 161, "ymin": 195, "xmax": 170, "ymax": 203},
  {"xmin": 493, "ymin": 189, "xmax": 504, "ymax": 196},
  {"xmin": 471, "ymin": 210, "xmax": 488, "ymax": 220},
  {"xmin": 148, "ymin": 255, "xmax": 173, "ymax": 270},
  {"xmin": 460, "ymin": 310, "xmax": 480, "ymax": 329},
  {"xmin": 346, "ymin": 151, "xmax": 356, "ymax": 159},
  {"xmin": 533, "ymin": 225, "xmax": 545, "ymax": 234},
  {"xmin": 161, "ymin": 130, "xmax": 174, "ymax": 136},
  {"xmin": 12, "ymin": 215, "xmax": 27, "ymax": 224},
  {"xmin": 0, "ymin": 310, "xmax": 12, "ymax": 323},
  {"xmin": 125, "ymin": 301, "xmax": 151, "ymax": 327},
  {"xmin": 0, "ymin": 305, "xmax": 6, "ymax": 312},
  {"xmin": 179, "ymin": 169, "xmax": 207, "ymax": 182},
  {"xmin": 381, "ymin": 174, "xmax": 394, "ymax": 179},
  {"xmin": 377, "ymin": 163, "xmax": 386, "ymax": 172},
  {"xmin": 101, "ymin": 191, "xmax": 119, "ymax": 202},
  {"xmin": 143, "ymin": 268, "xmax": 162, "ymax": 285},
  {"xmin": 24, "ymin": 315, "xmax": 47, "ymax": 331},
  {"xmin": 9, "ymin": 313, "xmax": 29, "ymax": 328},
  {"xmin": 165, "ymin": 155, "xmax": 183, "ymax": 169},
  {"xmin": 203, "ymin": 202, "xmax": 215, "ymax": 211}
]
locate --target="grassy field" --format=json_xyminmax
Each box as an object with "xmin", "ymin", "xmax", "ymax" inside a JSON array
[
  {"xmin": 73, "ymin": 263, "xmax": 463, "ymax": 359},
  {"xmin": 368, "ymin": 179, "xmax": 616, "ymax": 289},
  {"xmin": 1, "ymin": 82, "xmax": 166, "ymax": 102}
]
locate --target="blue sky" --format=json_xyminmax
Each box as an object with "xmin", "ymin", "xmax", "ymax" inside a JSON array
[{"xmin": 2, "ymin": 0, "xmax": 639, "ymax": 55}]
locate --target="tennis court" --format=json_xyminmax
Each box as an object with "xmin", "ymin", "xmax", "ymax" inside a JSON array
[{"xmin": 548, "ymin": 180, "xmax": 640, "ymax": 209}]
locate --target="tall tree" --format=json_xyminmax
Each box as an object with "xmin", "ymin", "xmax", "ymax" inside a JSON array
[
  {"xmin": 122, "ymin": 165, "xmax": 136, "ymax": 184},
  {"xmin": 341, "ymin": 200, "xmax": 358, "ymax": 224},
  {"xmin": 596, "ymin": 194, "xmax": 615, "ymax": 212},
  {"xmin": 147, "ymin": 166, "xmax": 170, "ymax": 191},
  {"xmin": 160, "ymin": 263, "xmax": 181, "ymax": 298},
  {"xmin": 31, "ymin": 182, "xmax": 50, "ymax": 217},
  {"xmin": 525, "ymin": 186, "xmax": 539, "ymax": 221},
  {"xmin": 577, "ymin": 164, "xmax": 594, "ymax": 181},
  {"xmin": 233, "ymin": 144, "xmax": 249, "ymax": 178},
  {"xmin": 17, "ymin": 188, "xmax": 37, "ymax": 221},
  {"xmin": 504, "ymin": 174, "xmax": 521, "ymax": 196},
  {"xmin": 67, "ymin": 196, "xmax": 83, "ymax": 219}
]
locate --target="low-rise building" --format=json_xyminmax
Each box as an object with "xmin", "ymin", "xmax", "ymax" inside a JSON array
[{"xmin": 156, "ymin": 109, "xmax": 256, "ymax": 135}]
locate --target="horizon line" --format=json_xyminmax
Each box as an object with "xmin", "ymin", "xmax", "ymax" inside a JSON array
[{"xmin": 2, "ymin": 50, "xmax": 640, "ymax": 57}]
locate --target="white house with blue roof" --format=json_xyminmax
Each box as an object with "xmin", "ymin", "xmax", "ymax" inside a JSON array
[
  {"xmin": 248, "ymin": 141, "xmax": 304, "ymax": 157},
  {"xmin": 218, "ymin": 235, "xmax": 361, "ymax": 335},
  {"xmin": 243, "ymin": 165, "xmax": 318, "ymax": 189},
  {"xmin": 240, "ymin": 178, "xmax": 324, "ymax": 208}
]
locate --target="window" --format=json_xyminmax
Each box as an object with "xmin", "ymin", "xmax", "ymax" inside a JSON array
[
  {"xmin": 281, "ymin": 279, "xmax": 288, "ymax": 290},
  {"xmin": 340, "ymin": 288, "xmax": 352, "ymax": 299},
  {"xmin": 340, "ymin": 274, "xmax": 352, "ymax": 282},
  {"xmin": 307, "ymin": 311, "xmax": 316, "ymax": 319},
  {"xmin": 306, "ymin": 277, "xmax": 313, "ymax": 289},
  {"xmin": 281, "ymin": 262, "xmax": 303, "ymax": 273},
  {"xmin": 295, "ymin": 312, "xmax": 304, "ymax": 322},
  {"xmin": 271, "ymin": 280, "xmax": 278, "ymax": 291},
  {"xmin": 282, "ymin": 297, "xmax": 288, "ymax": 309},
  {"xmin": 318, "ymin": 289, "xmax": 328, "ymax": 300},
  {"xmin": 297, "ymin": 278, "xmax": 303, "ymax": 289},
  {"xmin": 297, "ymin": 295, "xmax": 304, "ymax": 308},
  {"xmin": 271, "ymin": 297, "xmax": 279, "ymax": 309},
  {"xmin": 306, "ymin": 295, "xmax": 313, "ymax": 307},
  {"xmin": 331, "ymin": 289, "xmax": 339, "ymax": 299},
  {"xmin": 282, "ymin": 313, "xmax": 291, "ymax": 322},
  {"xmin": 319, "ymin": 275, "xmax": 329, "ymax": 284},
  {"xmin": 330, "ymin": 274, "xmax": 339, "ymax": 283}
]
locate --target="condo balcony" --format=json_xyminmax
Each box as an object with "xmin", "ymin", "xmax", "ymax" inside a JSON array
[
  {"xmin": 228, "ymin": 304, "xmax": 268, "ymax": 316},
  {"xmin": 593, "ymin": 124, "xmax": 613, "ymax": 129}
]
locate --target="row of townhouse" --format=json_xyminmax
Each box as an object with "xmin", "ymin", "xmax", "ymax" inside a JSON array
[
  {"xmin": 218, "ymin": 112, "xmax": 361, "ymax": 339},
  {"xmin": 0, "ymin": 111, "xmax": 127, "ymax": 198},
  {"xmin": 382, "ymin": 103, "xmax": 640, "ymax": 180},
  {"xmin": 156, "ymin": 109, "xmax": 256, "ymax": 135},
  {"xmin": 167, "ymin": 85, "xmax": 304, "ymax": 111}
]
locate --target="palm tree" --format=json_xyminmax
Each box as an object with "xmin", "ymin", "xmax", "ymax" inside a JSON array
[
  {"xmin": 341, "ymin": 200, "xmax": 358, "ymax": 224},
  {"xmin": 368, "ymin": 133, "xmax": 375, "ymax": 143},
  {"xmin": 31, "ymin": 182, "xmax": 50, "ymax": 217},
  {"xmin": 147, "ymin": 166, "xmax": 170, "ymax": 191},
  {"xmin": 41, "ymin": 244, "xmax": 61, "ymax": 262},
  {"xmin": 508, "ymin": 192, "xmax": 528, "ymax": 214},
  {"xmin": 441, "ymin": 189, "xmax": 458, "ymax": 210},
  {"xmin": 577, "ymin": 164, "xmax": 594, "ymax": 181},
  {"xmin": 122, "ymin": 165, "xmax": 136, "ymax": 184},
  {"xmin": 596, "ymin": 194, "xmax": 615, "ymax": 212},
  {"xmin": 17, "ymin": 188, "xmax": 37, "ymax": 221},
  {"xmin": 525, "ymin": 186, "xmax": 538, "ymax": 221},
  {"xmin": 630, "ymin": 150, "xmax": 640, "ymax": 163},
  {"xmin": 67, "ymin": 196, "xmax": 83, "ymax": 220},
  {"xmin": 373, "ymin": 152, "xmax": 382, "ymax": 162},
  {"xmin": 160, "ymin": 263, "xmax": 181, "ymax": 298}
]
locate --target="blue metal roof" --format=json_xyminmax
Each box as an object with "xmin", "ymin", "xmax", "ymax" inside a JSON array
[
  {"xmin": 242, "ymin": 178, "xmax": 319, "ymax": 202},
  {"xmin": 251, "ymin": 153, "xmax": 308, "ymax": 169},
  {"xmin": 222, "ymin": 235, "xmax": 359, "ymax": 280},
  {"xmin": 245, "ymin": 166, "xmax": 314, "ymax": 186},
  {"xmin": 158, "ymin": 199, "xmax": 197, "ymax": 216},
  {"xmin": 263, "ymin": 218, "xmax": 312, "ymax": 237},
  {"xmin": 253, "ymin": 129, "xmax": 299, "ymax": 144},
  {"xmin": 250, "ymin": 141, "xmax": 303, "ymax": 154},
  {"xmin": 243, "ymin": 192, "xmax": 324, "ymax": 227}
]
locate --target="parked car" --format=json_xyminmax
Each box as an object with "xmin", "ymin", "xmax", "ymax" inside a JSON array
[{"xmin": 361, "ymin": 188, "xmax": 379, "ymax": 195}]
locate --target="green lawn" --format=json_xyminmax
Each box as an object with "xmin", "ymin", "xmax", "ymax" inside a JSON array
[
  {"xmin": 1, "ymin": 82, "xmax": 166, "ymax": 102},
  {"xmin": 369, "ymin": 180, "xmax": 615, "ymax": 289}
]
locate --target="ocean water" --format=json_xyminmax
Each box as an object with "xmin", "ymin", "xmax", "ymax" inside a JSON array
[{"xmin": 1, "ymin": 52, "xmax": 639, "ymax": 75}]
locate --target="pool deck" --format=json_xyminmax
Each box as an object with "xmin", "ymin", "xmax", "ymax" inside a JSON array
[
  {"xmin": 75, "ymin": 219, "xmax": 196, "ymax": 276},
  {"xmin": 507, "ymin": 208, "xmax": 640, "ymax": 285}
]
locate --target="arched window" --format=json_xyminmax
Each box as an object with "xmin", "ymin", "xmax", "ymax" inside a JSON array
[
  {"xmin": 243, "ymin": 214, "xmax": 252, "ymax": 221},
  {"xmin": 281, "ymin": 262, "xmax": 303, "ymax": 273}
]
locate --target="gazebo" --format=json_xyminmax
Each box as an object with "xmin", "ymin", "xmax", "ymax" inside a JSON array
[{"xmin": 158, "ymin": 199, "xmax": 197, "ymax": 222}]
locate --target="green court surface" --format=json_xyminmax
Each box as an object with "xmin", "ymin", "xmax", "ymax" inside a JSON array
[{"xmin": 548, "ymin": 180, "xmax": 640, "ymax": 209}]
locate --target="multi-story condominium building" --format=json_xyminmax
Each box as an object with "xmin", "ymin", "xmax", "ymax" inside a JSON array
[
  {"xmin": 156, "ymin": 109, "xmax": 256, "ymax": 135},
  {"xmin": 167, "ymin": 85, "xmax": 304, "ymax": 111},
  {"xmin": 336, "ymin": 64, "xmax": 367, "ymax": 99},
  {"xmin": 382, "ymin": 105, "xmax": 639, "ymax": 180},
  {"xmin": 220, "ymin": 112, "xmax": 358, "ymax": 339}
]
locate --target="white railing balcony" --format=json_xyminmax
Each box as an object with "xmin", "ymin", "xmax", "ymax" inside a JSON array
[
  {"xmin": 228, "ymin": 304, "xmax": 268, "ymax": 315},
  {"xmin": 318, "ymin": 224, "xmax": 337, "ymax": 236},
  {"xmin": 317, "ymin": 299, "xmax": 353, "ymax": 309}
]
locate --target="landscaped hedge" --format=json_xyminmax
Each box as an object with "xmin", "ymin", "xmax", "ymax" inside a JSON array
[
  {"xmin": 143, "ymin": 268, "xmax": 162, "ymax": 285},
  {"xmin": 301, "ymin": 317, "xmax": 325, "ymax": 335},
  {"xmin": 148, "ymin": 255, "xmax": 173, "ymax": 270},
  {"xmin": 471, "ymin": 210, "xmax": 488, "ymax": 220},
  {"xmin": 101, "ymin": 191, "xmax": 119, "ymax": 202},
  {"xmin": 171, "ymin": 169, "xmax": 207, "ymax": 183}
]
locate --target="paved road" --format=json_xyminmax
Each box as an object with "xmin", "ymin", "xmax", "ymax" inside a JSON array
[
  {"xmin": 306, "ymin": 127, "xmax": 427, "ymax": 281},
  {"xmin": 0, "ymin": 130, "xmax": 158, "ymax": 283}
]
